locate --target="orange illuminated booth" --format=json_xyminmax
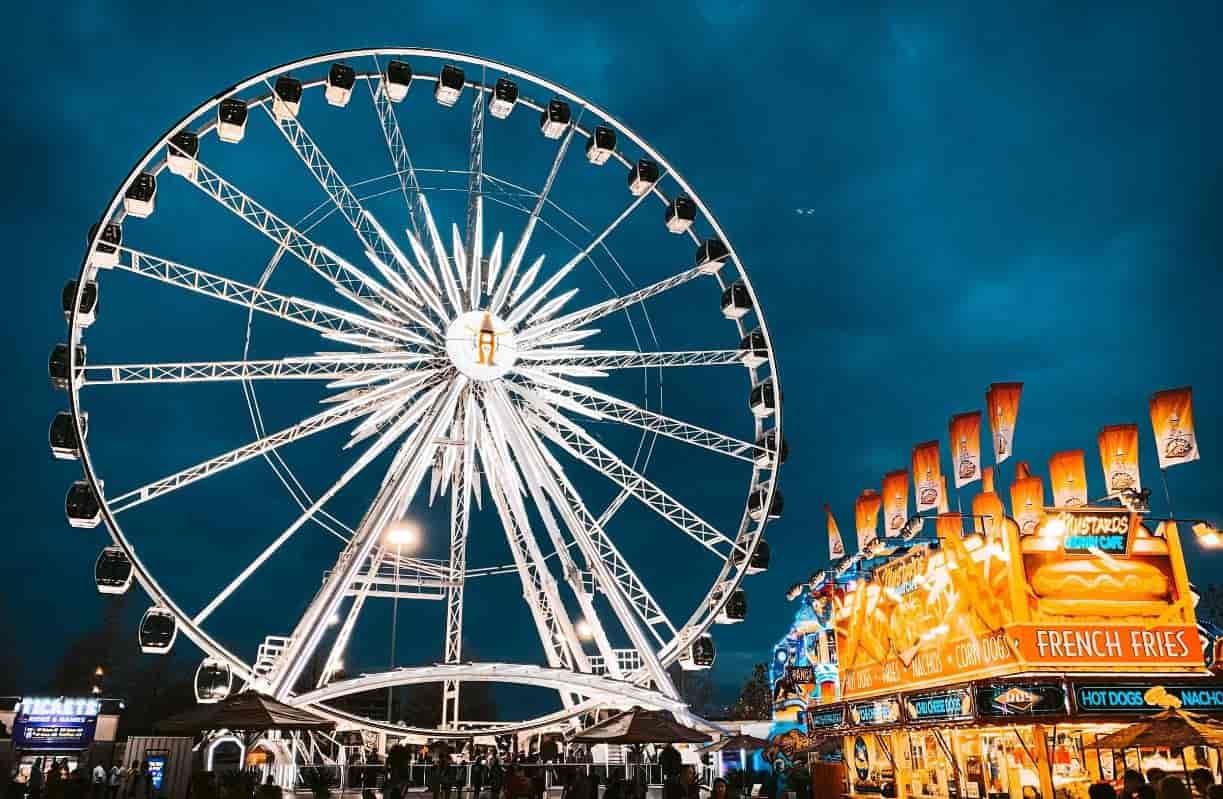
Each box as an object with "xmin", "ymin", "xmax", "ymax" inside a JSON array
[{"xmin": 819, "ymin": 506, "xmax": 1223, "ymax": 799}]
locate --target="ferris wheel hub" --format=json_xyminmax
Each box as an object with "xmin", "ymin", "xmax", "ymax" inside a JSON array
[{"xmin": 445, "ymin": 310, "xmax": 518, "ymax": 381}]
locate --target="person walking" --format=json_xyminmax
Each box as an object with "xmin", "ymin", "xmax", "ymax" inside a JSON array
[
  {"xmin": 658, "ymin": 745, "xmax": 681, "ymax": 787},
  {"xmin": 106, "ymin": 765, "xmax": 121, "ymax": 799},
  {"xmin": 90, "ymin": 764, "xmax": 106, "ymax": 799},
  {"xmin": 27, "ymin": 760, "xmax": 45, "ymax": 799}
]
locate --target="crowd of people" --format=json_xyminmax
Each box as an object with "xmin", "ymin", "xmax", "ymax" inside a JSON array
[
  {"xmin": 1087, "ymin": 767, "xmax": 1223, "ymax": 799},
  {"xmin": 5, "ymin": 759, "xmax": 157, "ymax": 799}
]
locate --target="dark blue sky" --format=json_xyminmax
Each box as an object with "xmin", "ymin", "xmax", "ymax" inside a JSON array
[{"xmin": 4, "ymin": 1, "xmax": 1223, "ymax": 715}]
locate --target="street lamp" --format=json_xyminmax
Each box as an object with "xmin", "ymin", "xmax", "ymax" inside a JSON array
[
  {"xmin": 385, "ymin": 519, "xmax": 420, "ymax": 721},
  {"xmin": 576, "ymin": 620, "xmax": 594, "ymax": 640}
]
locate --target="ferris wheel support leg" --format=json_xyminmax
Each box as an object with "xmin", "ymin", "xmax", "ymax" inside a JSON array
[
  {"xmin": 441, "ymin": 394, "xmax": 476, "ymax": 728},
  {"xmin": 269, "ymin": 379, "xmax": 466, "ymax": 699},
  {"xmin": 488, "ymin": 386, "xmax": 679, "ymax": 701}
]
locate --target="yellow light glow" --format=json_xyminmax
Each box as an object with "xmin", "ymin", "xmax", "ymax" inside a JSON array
[
  {"xmin": 1039, "ymin": 517, "xmax": 1067, "ymax": 539},
  {"xmin": 576, "ymin": 620, "xmax": 594, "ymax": 640},
  {"xmin": 385, "ymin": 520, "xmax": 420, "ymax": 547},
  {"xmin": 327, "ymin": 612, "xmax": 341, "ymax": 627}
]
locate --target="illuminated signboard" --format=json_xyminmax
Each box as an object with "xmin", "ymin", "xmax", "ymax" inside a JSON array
[
  {"xmin": 146, "ymin": 750, "xmax": 169, "ymax": 791},
  {"xmin": 13, "ymin": 697, "xmax": 100, "ymax": 750},
  {"xmin": 847, "ymin": 697, "xmax": 901, "ymax": 727},
  {"xmin": 975, "ymin": 683, "xmax": 1067, "ymax": 717},
  {"xmin": 1074, "ymin": 683, "xmax": 1223, "ymax": 714},
  {"xmin": 903, "ymin": 688, "xmax": 973, "ymax": 723},
  {"xmin": 806, "ymin": 706, "xmax": 845, "ymax": 731},
  {"xmin": 1054, "ymin": 509, "xmax": 1135, "ymax": 555}
]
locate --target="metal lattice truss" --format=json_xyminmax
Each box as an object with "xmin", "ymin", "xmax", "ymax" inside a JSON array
[{"xmin": 70, "ymin": 51, "xmax": 783, "ymax": 737}]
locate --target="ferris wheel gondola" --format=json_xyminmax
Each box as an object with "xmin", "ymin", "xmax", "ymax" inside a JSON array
[
  {"xmin": 94, "ymin": 546, "xmax": 133, "ymax": 595},
  {"xmin": 61, "ymin": 49, "xmax": 784, "ymax": 737},
  {"xmin": 65, "ymin": 480, "xmax": 102, "ymax": 529},
  {"xmin": 49, "ymin": 410, "xmax": 88, "ymax": 460}
]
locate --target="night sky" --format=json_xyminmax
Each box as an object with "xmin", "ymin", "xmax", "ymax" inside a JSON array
[{"xmin": 4, "ymin": 1, "xmax": 1223, "ymax": 719}]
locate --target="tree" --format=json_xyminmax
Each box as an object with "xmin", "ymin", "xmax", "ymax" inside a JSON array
[{"xmin": 728, "ymin": 663, "xmax": 771, "ymax": 720}]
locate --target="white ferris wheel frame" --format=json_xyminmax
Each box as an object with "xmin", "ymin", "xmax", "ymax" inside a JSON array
[{"xmin": 65, "ymin": 47, "xmax": 784, "ymax": 738}]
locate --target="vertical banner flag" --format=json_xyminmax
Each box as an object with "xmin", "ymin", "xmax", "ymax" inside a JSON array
[
  {"xmin": 973, "ymin": 491, "xmax": 1006, "ymax": 538},
  {"xmin": 950, "ymin": 411, "xmax": 984, "ymax": 488},
  {"xmin": 1098, "ymin": 424, "xmax": 1142, "ymax": 497},
  {"xmin": 1011, "ymin": 476, "xmax": 1046, "ymax": 535},
  {"xmin": 982, "ymin": 466, "xmax": 995, "ymax": 494},
  {"xmin": 912, "ymin": 441, "xmax": 943, "ymax": 513},
  {"xmin": 1049, "ymin": 450, "xmax": 1088, "ymax": 507},
  {"xmin": 825, "ymin": 504, "xmax": 845, "ymax": 559},
  {"xmin": 1149, "ymin": 387, "xmax": 1200, "ymax": 469},
  {"xmin": 987, "ymin": 382, "xmax": 1024, "ymax": 463},
  {"xmin": 855, "ymin": 489, "xmax": 881, "ymax": 552},
  {"xmin": 882, "ymin": 470, "xmax": 910, "ymax": 537}
]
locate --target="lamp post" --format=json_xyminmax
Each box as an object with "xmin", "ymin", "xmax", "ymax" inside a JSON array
[{"xmin": 385, "ymin": 520, "xmax": 420, "ymax": 722}]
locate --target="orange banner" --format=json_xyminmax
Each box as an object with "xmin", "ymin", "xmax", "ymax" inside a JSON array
[
  {"xmin": 1011, "ymin": 476, "xmax": 1046, "ymax": 535},
  {"xmin": 1150, "ymin": 387, "xmax": 1200, "ymax": 469},
  {"xmin": 1099, "ymin": 424, "xmax": 1142, "ymax": 497},
  {"xmin": 882, "ymin": 470, "xmax": 909, "ymax": 537},
  {"xmin": 825, "ymin": 504, "xmax": 845, "ymax": 559},
  {"xmin": 1049, "ymin": 450, "xmax": 1088, "ymax": 507},
  {"xmin": 982, "ymin": 466, "xmax": 995, "ymax": 494},
  {"xmin": 973, "ymin": 491, "xmax": 1006, "ymax": 538},
  {"xmin": 855, "ymin": 490, "xmax": 881, "ymax": 551},
  {"xmin": 912, "ymin": 441, "xmax": 943, "ymax": 513},
  {"xmin": 1010, "ymin": 624, "xmax": 1202, "ymax": 665},
  {"xmin": 938, "ymin": 475, "xmax": 951, "ymax": 514},
  {"xmin": 950, "ymin": 411, "xmax": 984, "ymax": 488},
  {"xmin": 937, "ymin": 512, "xmax": 966, "ymax": 540},
  {"xmin": 987, "ymin": 382, "xmax": 1023, "ymax": 463}
]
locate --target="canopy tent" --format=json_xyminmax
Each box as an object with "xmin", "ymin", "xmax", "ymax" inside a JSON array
[
  {"xmin": 569, "ymin": 706, "xmax": 712, "ymax": 744},
  {"xmin": 1091, "ymin": 709, "xmax": 1223, "ymax": 750},
  {"xmin": 155, "ymin": 692, "xmax": 335, "ymax": 734}
]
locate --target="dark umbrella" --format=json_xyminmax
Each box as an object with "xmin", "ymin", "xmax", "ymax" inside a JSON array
[
  {"xmin": 155, "ymin": 692, "xmax": 335, "ymax": 734},
  {"xmin": 569, "ymin": 707, "xmax": 711, "ymax": 744}
]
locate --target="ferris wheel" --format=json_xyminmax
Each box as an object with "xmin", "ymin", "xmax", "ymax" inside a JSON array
[{"xmin": 52, "ymin": 49, "xmax": 786, "ymax": 737}]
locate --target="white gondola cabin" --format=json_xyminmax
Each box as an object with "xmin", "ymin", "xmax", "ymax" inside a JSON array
[
  {"xmin": 695, "ymin": 238, "xmax": 728, "ymax": 274},
  {"xmin": 195, "ymin": 658, "xmax": 233, "ymax": 703},
  {"xmin": 749, "ymin": 377, "xmax": 777, "ymax": 418},
  {"xmin": 739, "ymin": 328, "xmax": 767, "ymax": 368},
  {"xmin": 585, "ymin": 126, "xmax": 616, "ymax": 165},
  {"xmin": 679, "ymin": 635, "xmax": 716, "ymax": 671},
  {"xmin": 326, "ymin": 63, "xmax": 356, "ymax": 107},
  {"xmin": 754, "ymin": 429, "xmax": 789, "ymax": 469},
  {"xmin": 49, "ymin": 410, "xmax": 87, "ymax": 460},
  {"xmin": 489, "ymin": 77, "xmax": 518, "ymax": 118},
  {"xmin": 664, "ymin": 194, "xmax": 696, "ymax": 234},
  {"xmin": 721, "ymin": 280, "xmax": 752, "ymax": 320},
  {"xmin": 748, "ymin": 486, "xmax": 784, "ymax": 522},
  {"xmin": 540, "ymin": 99, "xmax": 571, "ymax": 139},
  {"xmin": 217, "ymin": 98, "xmax": 249, "ymax": 143},
  {"xmin": 732, "ymin": 539, "xmax": 771, "ymax": 574},
  {"xmin": 716, "ymin": 589, "xmax": 748, "ymax": 624},
  {"xmin": 435, "ymin": 64, "xmax": 465, "ymax": 107},
  {"xmin": 123, "ymin": 173, "xmax": 157, "ymax": 219},
  {"xmin": 62, "ymin": 280, "xmax": 98, "ymax": 327},
  {"xmin": 166, "ymin": 130, "xmax": 199, "ymax": 178},
  {"xmin": 88, "ymin": 222, "xmax": 121, "ymax": 269},
  {"xmin": 272, "ymin": 76, "xmax": 303, "ymax": 120},
  {"xmin": 139, "ymin": 607, "xmax": 178, "ymax": 654},
  {"xmin": 66, "ymin": 480, "xmax": 102, "ymax": 529},
  {"xmin": 628, "ymin": 158, "xmax": 660, "ymax": 196},
  {"xmin": 49, "ymin": 344, "xmax": 85, "ymax": 390},
  {"xmin": 94, "ymin": 546, "xmax": 133, "ymax": 595},
  {"xmin": 383, "ymin": 60, "xmax": 413, "ymax": 102}
]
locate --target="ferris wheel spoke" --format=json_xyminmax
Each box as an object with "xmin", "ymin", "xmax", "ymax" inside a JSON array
[
  {"xmin": 441, "ymin": 392, "xmax": 477, "ymax": 727},
  {"xmin": 114, "ymin": 247, "xmax": 425, "ymax": 348},
  {"xmin": 368, "ymin": 54, "xmax": 428, "ymax": 247},
  {"xmin": 193, "ymin": 383, "xmax": 446, "ymax": 626},
  {"xmin": 464, "ymin": 77, "xmax": 486, "ymax": 264},
  {"xmin": 519, "ymin": 349, "xmax": 744, "ymax": 373},
  {"xmin": 518, "ymin": 265, "xmax": 710, "ymax": 348},
  {"xmin": 507, "ymin": 189, "xmax": 657, "ymax": 328},
  {"xmin": 511, "ymin": 384, "xmax": 738, "ymax": 559},
  {"xmin": 187, "ymin": 158, "xmax": 433, "ymax": 330},
  {"xmin": 487, "ymin": 386, "xmax": 677, "ymax": 682},
  {"xmin": 108, "ymin": 370, "xmax": 441, "ymax": 514},
  {"xmin": 318, "ymin": 548, "xmax": 382, "ymax": 687},
  {"xmin": 269, "ymin": 378, "xmax": 467, "ymax": 698},
  {"xmin": 77, "ymin": 356, "xmax": 416, "ymax": 387},
  {"xmin": 490, "ymin": 120, "xmax": 580, "ymax": 315}
]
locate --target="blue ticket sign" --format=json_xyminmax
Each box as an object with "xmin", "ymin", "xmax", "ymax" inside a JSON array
[
  {"xmin": 904, "ymin": 688, "xmax": 973, "ymax": 723},
  {"xmin": 1075, "ymin": 682, "xmax": 1223, "ymax": 714},
  {"xmin": 146, "ymin": 751, "xmax": 169, "ymax": 791},
  {"xmin": 12, "ymin": 698, "xmax": 100, "ymax": 750}
]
